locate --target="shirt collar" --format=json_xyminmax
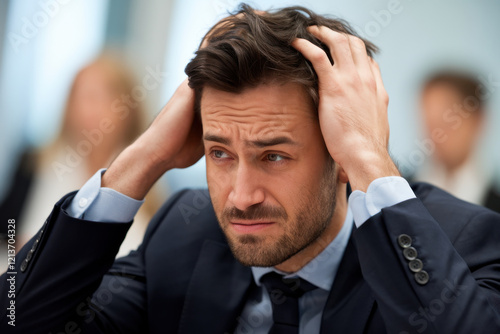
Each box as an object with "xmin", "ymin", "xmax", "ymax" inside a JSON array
[{"xmin": 251, "ymin": 206, "xmax": 353, "ymax": 291}]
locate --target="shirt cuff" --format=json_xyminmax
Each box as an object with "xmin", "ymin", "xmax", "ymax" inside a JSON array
[
  {"xmin": 66, "ymin": 168, "xmax": 144, "ymax": 223},
  {"xmin": 348, "ymin": 176, "xmax": 416, "ymax": 227}
]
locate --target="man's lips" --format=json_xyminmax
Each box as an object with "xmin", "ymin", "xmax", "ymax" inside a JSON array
[{"xmin": 230, "ymin": 221, "xmax": 275, "ymax": 233}]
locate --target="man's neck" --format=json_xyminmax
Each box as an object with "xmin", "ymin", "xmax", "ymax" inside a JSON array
[{"xmin": 274, "ymin": 193, "xmax": 348, "ymax": 273}]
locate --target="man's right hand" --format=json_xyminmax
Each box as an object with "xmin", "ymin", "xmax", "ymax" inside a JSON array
[{"xmin": 102, "ymin": 79, "xmax": 204, "ymax": 200}]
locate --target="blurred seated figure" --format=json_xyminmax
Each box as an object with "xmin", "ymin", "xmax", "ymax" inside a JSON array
[
  {"xmin": 414, "ymin": 70, "xmax": 500, "ymax": 213},
  {"xmin": 0, "ymin": 54, "xmax": 161, "ymax": 261}
]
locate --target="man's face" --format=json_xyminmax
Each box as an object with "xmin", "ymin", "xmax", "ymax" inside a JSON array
[
  {"xmin": 421, "ymin": 83, "xmax": 483, "ymax": 170},
  {"xmin": 201, "ymin": 82, "xmax": 339, "ymax": 267}
]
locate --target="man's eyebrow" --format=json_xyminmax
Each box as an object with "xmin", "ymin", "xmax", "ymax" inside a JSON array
[
  {"xmin": 247, "ymin": 137, "xmax": 298, "ymax": 148},
  {"xmin": 204, "ymin": 134, "xmax": 232, "ymax": 145},
  {"xmin": 203, "ymin": 134, "xmax": 298, "ymax": 148}
]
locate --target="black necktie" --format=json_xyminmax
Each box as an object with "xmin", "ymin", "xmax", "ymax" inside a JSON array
[{"xmin": 261, "ymin": 272, "xmax": 318, "ymax": 334}]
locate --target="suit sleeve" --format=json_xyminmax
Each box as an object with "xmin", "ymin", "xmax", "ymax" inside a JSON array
[
  {"xmin": 353, "ymin": 196, "xmax": 500, "ymax": 334},
  {"xmin": 0, "ymin": 190, "xmax": 186, "ymax": 333}
]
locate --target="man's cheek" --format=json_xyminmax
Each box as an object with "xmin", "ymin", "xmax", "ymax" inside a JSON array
[{"xmin": 207, "ymin": 165, "xmax": 232, "ymax": 193}]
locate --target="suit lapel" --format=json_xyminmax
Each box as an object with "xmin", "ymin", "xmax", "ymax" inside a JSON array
[
  {"xmin": 320, "ymin": 228, "xmax": 376, "ymax": 334},
  {"xmin": 177, "ymin": 226, "xmax": 377, "ymax": 333},
  {"xmin": 178, "ymin": 239, "xmax": 253, "ymax": 334}
]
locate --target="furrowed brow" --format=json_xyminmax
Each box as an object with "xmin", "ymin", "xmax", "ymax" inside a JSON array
[
  {"xmin": 203, "ymin": 134, "xmax": 231, "ymax": 145},
  {"xmin": 204, "ymin": 134, "xmax": 298, "ymax": 148},
  {"xmin": 247, "ymin": 137, "xmax": 298, "ymax": 148}
]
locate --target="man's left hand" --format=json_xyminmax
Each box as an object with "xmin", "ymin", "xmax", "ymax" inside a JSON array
[{"xmin": 292, "ymin": 26, "xmax": 399, "ymax": 192}]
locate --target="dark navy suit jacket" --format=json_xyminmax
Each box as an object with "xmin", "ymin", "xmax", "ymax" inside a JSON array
[{"xmin": 1, "ymin": 183, "xmax": 500, "ymax": 333}]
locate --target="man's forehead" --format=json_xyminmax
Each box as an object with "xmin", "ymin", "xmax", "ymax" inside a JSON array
[
  {"xmin": 201, "ymin": 115, "xmax": 301, "ymax": 143},
  {"xmin": 200, "ymin": 83, "xmax": 316, "ymax": 121},
  {"xmin": 200, "ymin": 84, "xmax": 317, "ymax": 149}
]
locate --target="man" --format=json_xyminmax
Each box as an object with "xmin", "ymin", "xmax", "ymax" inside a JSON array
[
  {"xmin": 1, "ymin": 4, "xmax": 500, "ymax": 334},
  {"xmin": 413, "ymin": 71, "xmax": 500, "ymax": 213}
]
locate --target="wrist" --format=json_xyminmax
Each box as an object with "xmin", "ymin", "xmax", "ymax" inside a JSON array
[
  {"xmin": 341, "ymin": 150, "xmax": 400, "ymax": 192},
  {"xmin": 102, "ymin": 141, "xmax": 169, "ymax": 200}
]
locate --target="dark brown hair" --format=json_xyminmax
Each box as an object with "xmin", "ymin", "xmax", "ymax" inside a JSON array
[
  {"xmin": 423, "ymin": 71, "xmax": 485, "ymax": 113},
  {"xmin": 185, "ymin": 3, "xmax": 377, "ymax": 113}
]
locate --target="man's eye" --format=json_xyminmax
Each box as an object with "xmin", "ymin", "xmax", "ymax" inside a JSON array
[
  {"xmin": 267, "ymin": 153, "xmax": 284, "ymax": 162},
  {"xmin": 213, "ymin": 150, "xmax": 229, "ymax": 159}
]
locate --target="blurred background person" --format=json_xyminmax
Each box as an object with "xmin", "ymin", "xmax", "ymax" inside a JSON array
[
  {"xmin": 0, "ymin": 54, "xmax": 161, "ymax": 269},
  {"xmin": 413, "ymin": 71, "xmax": 500, "ymax": 213}
]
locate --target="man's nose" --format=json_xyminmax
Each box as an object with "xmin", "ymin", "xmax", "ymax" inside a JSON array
[{"xmin": 228, "ymin": 163, "xmax": 265, "ymax": 211}]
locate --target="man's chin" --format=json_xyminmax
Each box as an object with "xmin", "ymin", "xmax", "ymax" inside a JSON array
[
  {"xmin": 226, "ymin": 235, "xmax": 294, "ymax": 267},
  {"xmin": 232, "ymin": 251, "xmax": 286, "ymax": 268}
]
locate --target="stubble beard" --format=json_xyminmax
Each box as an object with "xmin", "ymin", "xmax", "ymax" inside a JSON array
[{"xmin": 216, "ymin": 161, "xmax": 337, "ymax": 267}]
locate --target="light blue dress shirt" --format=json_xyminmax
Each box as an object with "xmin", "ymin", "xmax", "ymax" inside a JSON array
[
  {"xmin": 235, "ymin": 208, "xmax": 353, "ymax": 334},
  {"xmin": 65, "ymin": 169, "xmax": 416, "ymax": 333}
]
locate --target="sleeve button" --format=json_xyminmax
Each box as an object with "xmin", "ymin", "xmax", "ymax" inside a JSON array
[
  {"xmin": 415, "ymin": 270, "xmax": 429, "ymax": 285},
  {"xmin": 31, "ymin": 239, "xmax": 39, "ymax": 252},
  {"xmin": 398, "ymin": 234, "xmax": 412, "ymax": 248},
  {"xmin": 403, "ymin": 247, "xmax": 418, "ymax": 261},
  {"xmin": 409, "ymin": 259, "xmax": 424, "ymax": 272},
  {"xmin": 25, "ymin": 250, "xmax": 34, "ymax": 261},
  {"xmin": 20, "ymin": 260, "xmax": 29, "ymax": 272}
]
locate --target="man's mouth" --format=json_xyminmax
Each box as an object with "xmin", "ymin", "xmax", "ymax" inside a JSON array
[{"xmin": 230, "ymin": 220, "xmax": 275, "ymax": 233}]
